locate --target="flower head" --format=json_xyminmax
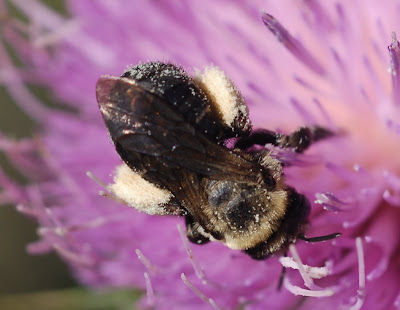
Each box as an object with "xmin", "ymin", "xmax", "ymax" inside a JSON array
[{"xmin": 1, "ymin": 1, "xmax": 400, "ymax": 309}]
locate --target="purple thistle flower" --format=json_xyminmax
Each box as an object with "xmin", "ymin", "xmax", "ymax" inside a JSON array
[{"xmin": 1, "ymin": 0, "xmax": 400, "ymax": 309}]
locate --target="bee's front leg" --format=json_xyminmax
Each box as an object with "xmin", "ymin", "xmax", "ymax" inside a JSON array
[{"xmin": 185, "ymin": 215, "xmax": 210, "ymax": 245}]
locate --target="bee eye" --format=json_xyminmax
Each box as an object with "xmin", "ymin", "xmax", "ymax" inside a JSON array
[
  {"xmin": 209, "ymin": 192, "xmax": 229, "ymax": 206},
  {"xmin": 262, "ymin": 170, "xmax": 276, "ymax": 187},
  {"xmin": 208, "ymin": 182, "xmax": 233, "ymax": 206}
]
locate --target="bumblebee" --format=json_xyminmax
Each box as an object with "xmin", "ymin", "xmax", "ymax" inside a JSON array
[{"xmin": 96, "ymin": 62, "xmax": 338, "ymax": 259}]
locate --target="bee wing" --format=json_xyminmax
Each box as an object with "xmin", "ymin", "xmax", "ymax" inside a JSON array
[{"xmin": 96, "ymin": 76, "xmax": 258, "ymax": 185}]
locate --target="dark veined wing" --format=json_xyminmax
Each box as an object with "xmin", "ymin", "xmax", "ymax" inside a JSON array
[{"xmin": 96, "ymin": 76, "xmax": 259, "ymax": 187}]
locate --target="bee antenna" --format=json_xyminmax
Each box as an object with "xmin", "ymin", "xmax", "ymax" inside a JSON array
[
  {"xmin": 298, "ymin": 232, "xmax": 341, "ymax": 243},
  {"xmin": 277, "ymin": 252, "xmax": 287, "ymax": 291}
]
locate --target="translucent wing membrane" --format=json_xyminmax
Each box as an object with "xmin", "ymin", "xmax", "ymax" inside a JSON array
[{"xmin": 96, "ymin": 76, "xmax": 258, "ymax": 185}]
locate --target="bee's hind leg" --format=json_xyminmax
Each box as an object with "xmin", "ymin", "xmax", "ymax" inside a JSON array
[{"xmin": 234, "ymin": 125, "xmax": 334, "ymax": 153}]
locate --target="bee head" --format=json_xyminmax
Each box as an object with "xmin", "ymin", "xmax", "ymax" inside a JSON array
[
  {"xmin": 245, "ymin": 188, "xmax": 311, "ymax": 259},
  {"xmin": 202, "ymin": 177, "xmax": 307, "ymax": 254}
]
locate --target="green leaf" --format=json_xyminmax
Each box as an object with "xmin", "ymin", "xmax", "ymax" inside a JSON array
[{"xmin": 0, "ymin": 287, "xmax": 143, "ymax": 310}]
